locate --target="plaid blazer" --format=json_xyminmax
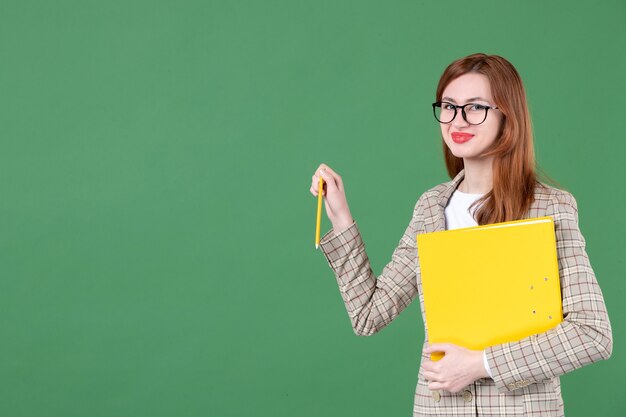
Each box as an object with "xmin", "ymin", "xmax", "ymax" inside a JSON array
[{"xmin": 319, "ymin": 169, "xmax": 612, "ymax": 417}]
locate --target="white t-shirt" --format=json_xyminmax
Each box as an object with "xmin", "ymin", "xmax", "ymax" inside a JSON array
[
  {"xmin": 443, "ymin": 189, "xmax": 494, "ymax": 379},
  {"xmin": 444, "ymin": 189, "xmax": 484, "ymax": 230}
]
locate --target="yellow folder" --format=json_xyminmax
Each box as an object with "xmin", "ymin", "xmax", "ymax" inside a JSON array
[{"xmin": 416, "ymin": 216, "xmax": 563, "ymax": 361}]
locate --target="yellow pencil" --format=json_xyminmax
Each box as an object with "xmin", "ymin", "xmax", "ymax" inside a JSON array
[{"xmin": 315, "ymin": 177, "xmax": 324, "ymax": 249}]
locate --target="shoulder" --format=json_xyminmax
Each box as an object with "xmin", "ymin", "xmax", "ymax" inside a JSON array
[
  {"xmin": 411, "ymin": 179, "xmax": 580, "ymax": 216},
  {"xmin": 534, "ymin": 182, "xmax": 579, "ymax": 222},
  {"xmin": 413, "ymin": 179, "xmax": 453, "ymax": 212}
]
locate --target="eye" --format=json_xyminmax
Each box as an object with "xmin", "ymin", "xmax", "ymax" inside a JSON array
[
  {"xmin": 442, "ymin": 103, "xmax": 456, "ymax": 110},
  {"xmin": 468, "ymin": 104, "xmax": 487, "ymax": 111}
]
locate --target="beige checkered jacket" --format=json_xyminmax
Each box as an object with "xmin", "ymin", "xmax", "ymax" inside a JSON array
[{"xmin": 319, "ymin": 169, "xmax": 612, "ymax": 417}]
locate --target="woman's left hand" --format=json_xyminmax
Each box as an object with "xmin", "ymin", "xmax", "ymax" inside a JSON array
[{"xmin": 421, "ymin": 343, "xmax": 489, "ymax": 393}]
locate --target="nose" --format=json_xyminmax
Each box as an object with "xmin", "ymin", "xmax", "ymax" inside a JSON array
[{"xmin": 452, "ymin": 108, "xmax": 470, "ymax": 129}]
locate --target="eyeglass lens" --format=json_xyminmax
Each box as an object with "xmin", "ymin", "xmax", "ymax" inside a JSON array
[{"xmin": 434, "ymin": 103, "xmax": 488, "ymax": 125}]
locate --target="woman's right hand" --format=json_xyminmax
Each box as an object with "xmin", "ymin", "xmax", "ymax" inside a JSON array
[{"xmin": 310, "ymin": 163, "xmax": 354, "ymax": 234}]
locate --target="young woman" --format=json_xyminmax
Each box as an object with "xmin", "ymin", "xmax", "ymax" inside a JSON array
[{"xmin": 309, "ymin": 53, "xmax": 612, "ymax": 416}]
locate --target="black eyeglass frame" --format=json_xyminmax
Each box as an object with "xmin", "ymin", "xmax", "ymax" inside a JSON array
[{"xmin": 432, "ymin": 101, "xmax": 499, "ymax": 125}]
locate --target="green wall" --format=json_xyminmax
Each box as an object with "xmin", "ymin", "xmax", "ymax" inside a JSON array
[{"xmin": 1, "ymin": 1, "xmax": 624, "ymax": 416}]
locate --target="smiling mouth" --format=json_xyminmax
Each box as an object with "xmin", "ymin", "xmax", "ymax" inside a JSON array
[{"xmin": 451, "ymin": 133, "xmax": 474, "ymax": 144}]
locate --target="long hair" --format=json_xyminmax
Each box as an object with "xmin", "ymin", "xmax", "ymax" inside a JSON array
[{"xmin": 435, "ymin": 53, "xmax": 561, "ymax": 225}]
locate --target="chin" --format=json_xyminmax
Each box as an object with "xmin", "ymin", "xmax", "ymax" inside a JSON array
[
  {"xmin": 446, "ymin": 144, "xmax": 475, "ymax": 159},
  {"xmin": 446, "ymin": 141, "xmax": 486, "ymax": 159},
  {"xmin": 451, "ymin": 152, "xmax": 475, "ymax": 160}
]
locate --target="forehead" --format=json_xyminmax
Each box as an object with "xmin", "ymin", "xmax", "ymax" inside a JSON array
[{"xmin": 442, "ymin": 73, "xmax": 493, "ymax": 102}]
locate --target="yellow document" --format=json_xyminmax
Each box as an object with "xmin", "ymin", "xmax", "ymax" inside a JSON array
[{"xmin": 417, "ymin": 216, "xmax": 563, "ymax": 361}]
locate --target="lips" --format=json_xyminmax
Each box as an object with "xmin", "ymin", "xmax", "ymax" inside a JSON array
[{"xmin": 451, "ymin": 132, "xmax": 474, "ymax": 144}]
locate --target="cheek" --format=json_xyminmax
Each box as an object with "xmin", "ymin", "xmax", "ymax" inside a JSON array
[
  {"xmin": 487, "ymin": 121, "xmax": 503, "ymax": 141},
  {"xmin": 490, "ymin": 115, "xmax": 504, "ymax": 137}
]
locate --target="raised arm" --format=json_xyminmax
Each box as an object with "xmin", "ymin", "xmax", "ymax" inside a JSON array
[{"xmin": 310, "ymin": 163, "xmax": 425, "ymax": 336}]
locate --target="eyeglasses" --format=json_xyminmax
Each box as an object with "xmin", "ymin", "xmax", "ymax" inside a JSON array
[{"xmin": 432, "ymin": 101, "xmax": 499, "ymax": 125}]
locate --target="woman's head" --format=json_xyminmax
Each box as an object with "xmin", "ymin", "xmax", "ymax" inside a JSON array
[
  {"xmin": 436, "ymin": 72, "xmax": 504, "ymax": 163},
  {"xmin": 435, "ymin": 53, "xmax": 539, "ymax": 224}
]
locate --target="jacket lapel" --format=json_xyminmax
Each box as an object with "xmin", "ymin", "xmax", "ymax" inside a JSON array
[
  {"xmin": 433, "ymin": 169, "xmax": 466, "ymax": 232},
  {"xmin": 427, "ymin": 169, "xmax": 551, "ymax": 232}
]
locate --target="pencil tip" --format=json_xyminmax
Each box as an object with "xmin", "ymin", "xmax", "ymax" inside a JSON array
[{"xmin": 315, "ymin": 244, "xmax": 319, "ymax": 250}]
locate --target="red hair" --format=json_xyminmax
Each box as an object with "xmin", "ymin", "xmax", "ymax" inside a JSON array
[{"xmin": 436, "ymin": 53, "xmax": 560, "ymax": 224}]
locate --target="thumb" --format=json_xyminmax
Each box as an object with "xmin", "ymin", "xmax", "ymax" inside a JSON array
[{"xmin": 320, "ymin": 169, "xmax": 339, "ymax": 194}]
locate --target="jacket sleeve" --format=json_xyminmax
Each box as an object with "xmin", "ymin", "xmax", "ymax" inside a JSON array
[
  {"xmin": 318, "ymin": 195, "xmax": 425, "ymax": 336},
  {"xmin": 485, "ymin": 190, "xmax": 613, "ymax": 393}
]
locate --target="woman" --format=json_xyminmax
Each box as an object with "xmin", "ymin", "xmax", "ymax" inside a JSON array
[{"xmin": 309, "ymin": 53, "xmax": 612, "ymax": 416}]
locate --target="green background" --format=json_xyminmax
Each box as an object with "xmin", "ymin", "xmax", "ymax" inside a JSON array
[{"xmin": 1, "ymin": 0, "xmax": 624, "ymax": 416}]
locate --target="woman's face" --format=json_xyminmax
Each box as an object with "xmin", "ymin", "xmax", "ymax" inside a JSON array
[{"xmin": 439, "ymin": 72, "xmax": 503, "ymax": 161}]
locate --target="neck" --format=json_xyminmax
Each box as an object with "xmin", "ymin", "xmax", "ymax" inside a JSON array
[{"xmin": 459, "ymin": 157, "xmax": 494, "ymax": 194}]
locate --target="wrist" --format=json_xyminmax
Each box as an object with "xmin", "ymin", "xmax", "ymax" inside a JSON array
[
  {"xmin": 332, "ymin": 216, "xmax": 354, "ymax": 234},
  {"xmin": 475, "ymin": 350, "xmax": 489, "ymax": 379}
]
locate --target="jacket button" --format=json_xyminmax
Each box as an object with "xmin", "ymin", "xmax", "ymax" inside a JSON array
[
  {"xmin": 462, "ymin": 390, "xmax": 473, "ymax": 403},
  {"xmin": 432, "ymin": 390, "xmax": 441, "ymax": 402}
]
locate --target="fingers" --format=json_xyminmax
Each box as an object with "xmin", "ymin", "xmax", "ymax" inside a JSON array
[
  {"xmin": 421, "ymin": 360, "xmax": 441, "ymax": 374},
  {"xmin": 423, "ymin": 364, "xmax": 446, "ymax": 390},
  {"xmin": 422, "ymin": 370, "xmax": 441, "ymax": 382},
  {"xmin": 310, "ymin": 163, "xmax": 343, "ymax": 196},
  {"xmin": 428, "ymin": 381, "xmax": 447, "ymax": 391},
  {"xmin": 310, "ymin": 177, "xmax": 325, "ymax": 196},
  {"xmin": 428, "ymin": 381, "xmax": 464, "ymax": 394},
  {"xmin": 310, "ymin": 169, "xmax": 325, "ymax": 196},
  {"xmin": 317, "ymin": 164, "xmax": 344, "ymax": 192},
  {"xmin": 320, "ymin": 171, "xmax": 338, "ymax": 196},
  {"xmin": 421, "ymin": 358, "xmax": 442, "ymax": 384}
]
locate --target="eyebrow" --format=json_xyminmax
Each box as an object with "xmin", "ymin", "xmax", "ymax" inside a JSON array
[{"xmin": 442, "ymin": 96, "xmax": 491, "ymax": 103}]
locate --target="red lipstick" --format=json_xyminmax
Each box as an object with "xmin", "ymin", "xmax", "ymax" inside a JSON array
[{"xmin": 451, "ymin": 132, "xmax": 474, "ymax": 144}]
